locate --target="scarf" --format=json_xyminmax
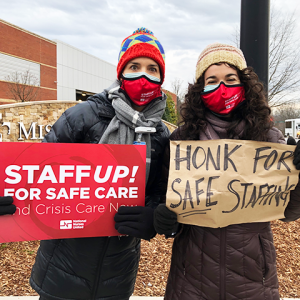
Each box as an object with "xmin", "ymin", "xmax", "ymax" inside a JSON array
[
  {"xmin": 199, "ymin": 112, "xmax": 245, "ymax": 140},
  {"xmin": 99, "ymin": 80, "xmax": 166, "ymax": 183}
]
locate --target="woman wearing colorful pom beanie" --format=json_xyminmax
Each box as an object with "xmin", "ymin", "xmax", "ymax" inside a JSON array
[
  {"xmin": 30, "ymin": 28, "xmax": 169, "ymax": 300},
  {"xmin": 154, "ymin": 43, "xmax": 300, "ymax": 300}
]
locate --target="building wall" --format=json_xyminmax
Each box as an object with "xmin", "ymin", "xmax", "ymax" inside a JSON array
[
  {"xmin": 0, "ymin": 19, "xmax": 57, "ymax": 104},
  {"xmin": 0, "ymin": 101, "xmax": 177, "ymax": 143},
  {"xmin": 163, "ymin": 119, "xmax": 177, "ymax": 133},
  {"xmin": 55, "ymin": 40, "xmax": 116, "ymax": 100},
  {"xmin": 0, "ymin": 18, "xmax": 176, "ymax": 112},
  {"xmin": 0, "ymin": 101, "xmax": 78, "ymax": 142}
]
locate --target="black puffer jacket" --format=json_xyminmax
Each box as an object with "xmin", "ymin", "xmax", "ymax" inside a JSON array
[{"xmin": 30, "ymin": 91, "xmax": 170, "ymax": 300}]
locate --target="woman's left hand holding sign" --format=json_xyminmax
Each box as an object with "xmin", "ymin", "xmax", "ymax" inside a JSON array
[
  {"xmin": 114, "ymin": 206, "xmax": 156, "ymax": 240},
  {"xmin": 0, "ymin": 196, "xmax": 16, "ymax": 215},
  {"xmin": 287, "ymin": 136, "xmax": 300, "ymax": 170}
]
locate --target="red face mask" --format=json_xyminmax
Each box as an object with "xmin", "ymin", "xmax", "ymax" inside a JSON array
[
  {"xmin": 120, "ymin": 74, "xmax": 162, "ymax": 106},
  {"xmin": 201, "ymin": 82, "xmax": 246, "ymax": 115}
]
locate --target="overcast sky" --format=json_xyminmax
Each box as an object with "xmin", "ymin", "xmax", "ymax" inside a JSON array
[{"xmin": 0, "ymin": 0, "xmax": 299, "ymax": 93}]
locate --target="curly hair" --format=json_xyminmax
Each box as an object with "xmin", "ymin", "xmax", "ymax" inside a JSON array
[{"xmin": 179, "ymin": 64, "xmax": 273, "ymax": 141}]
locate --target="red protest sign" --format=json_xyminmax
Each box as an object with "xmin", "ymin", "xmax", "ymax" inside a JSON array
[{"xmin": 0, "ymin": 142, "xmax": 146, "ymax": 242}]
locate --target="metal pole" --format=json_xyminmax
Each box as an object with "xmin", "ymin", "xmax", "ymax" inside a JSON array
[{"xmin": 240, "ymin": 0, "xmax": 270, "ymax": 96}]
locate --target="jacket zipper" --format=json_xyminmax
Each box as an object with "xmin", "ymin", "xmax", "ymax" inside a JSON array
[
  {"xmin": 220, "ymin": 227, "xmax": 226, "ymax": 300},
  {"xmin": 91, "ymin": 237, "xmax": 110, "ymax": 299},
  {"xmin": 182, "ymin": 226, "xmax": 189, "ymax": 277},
  {"xmin": 258, "ymin": 234, "xmax": 268, "ymax": 283}
]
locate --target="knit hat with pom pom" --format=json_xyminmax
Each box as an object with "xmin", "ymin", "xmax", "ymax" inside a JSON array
[
  {"xmin": 117, "ymin": 27, "xmax": 165, "ymax": 82},
  {"xmin": 195, "ymin": 43, "xmax": 247, "ymax": 81}
]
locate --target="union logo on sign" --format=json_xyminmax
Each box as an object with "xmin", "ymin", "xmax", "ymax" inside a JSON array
[{"xmin": 60, "ymin": 220, "xmax": 72, "ymax": 229}]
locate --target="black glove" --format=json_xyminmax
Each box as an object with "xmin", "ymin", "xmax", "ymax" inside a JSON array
[
  {"xmin": 287, "ymin": 136, "xmax": 297, "ymax": 145},
  {"xmin": 289, "ymin": 138, "xmax": 300, "ymax": 170},
  {"xmin": 114, "ymin": 206, "xmax": 156, "ymax": 240},
  {"xmin": 0, "ymin": 196, "xmax": 16, "ymax": 215},
  {"xmin": 154, "ymin": 204, "xmax": 179, "ymax": 236}
]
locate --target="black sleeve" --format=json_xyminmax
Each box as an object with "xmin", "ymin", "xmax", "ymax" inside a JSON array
[
  {"xmin": 145, "ymin": 123, "xmax": 170, "ymax": 209},
  {"xmin": 43, "ymin": 101, "xmax": 105, "ymax": 144},
  {"xmin": 43, "ymin": 109, "xmax": 75, "ymax": 143},
  {"xmin": 159, "ymin": 128, "xmax": 182, "ymax": 204},
  {"xmin": 160, "ymin": 141, "xmax": 170, "ymax": 204},
  {"xmin": 281, "ymin": 176, "xmax": 300, "ymax": 222}
]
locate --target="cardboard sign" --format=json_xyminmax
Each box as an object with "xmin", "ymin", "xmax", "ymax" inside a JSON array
[
  {"xmin": 166, "ymin": 140, "xmax": 299, "ymax": 228},
  {"xmin": 0, "ymin": 142, "xmax": 146, "ymax": 242}
]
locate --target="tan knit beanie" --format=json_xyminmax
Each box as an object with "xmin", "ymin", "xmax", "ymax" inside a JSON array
[{"xmin": 195, "ymin": 43, "xmax": 247, "ymax": 81}]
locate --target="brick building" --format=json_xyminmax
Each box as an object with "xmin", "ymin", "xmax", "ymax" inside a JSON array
[
  {"xmin": 0, "ymin": 19, "xmax": 57, "ymax": 104},
  {"xmin": 0, "ymin": 19, "xmax": 177, "ymax": 109},
  {"xmin": 0, "ymin": 19, "xmax": 116, "ymax": 104}
]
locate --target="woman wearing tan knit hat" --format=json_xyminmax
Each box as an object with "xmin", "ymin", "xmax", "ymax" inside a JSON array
[{"xmin": 154, "ymin": 42, "xmax": 300, "ymax": 300}]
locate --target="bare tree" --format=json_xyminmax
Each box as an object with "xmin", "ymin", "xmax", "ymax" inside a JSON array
[
  {"xmin": 5, "ymin": 70, "xmax": 40, "ymax": 102},
  {"xmin": 171, "ymin": 78, "xmax": 183, "ymax": 98},
  {"xmin": 273, "ymin": 102, "xmax": 300, "ymax": 121},
  {"xmin": 231, "ymin": 8, "xmax": 300, "ymax": 107},
  {"xmin": 268, "ymin": 10, "xmax": 300, "ymax": 107},
  {"xmin": 272, "ymin": 102, "xmax": 300, "ymax": 133},
  {"xmin": 171, "ymin": 78, "xmax": 187, "ymax": 112}
]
